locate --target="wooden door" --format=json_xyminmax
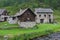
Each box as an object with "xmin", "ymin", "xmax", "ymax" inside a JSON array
[
  {"xmin": 49, "ymin": 19, "xmax": 51, "ymax": 23},
  {"xmin": 40, "ymin": 19, "xmax": 44, "ymax": 23}
]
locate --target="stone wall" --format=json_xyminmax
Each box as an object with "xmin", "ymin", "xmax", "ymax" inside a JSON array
[
  {"xmin": 35, "ymin": 12, "xmax": 53, "ymax": 23},
  {"xmin": 18, "ymin": 22, "xmax": 36, "ymax": 28},
  {"xmin": 7, "ymin": 17, "xmax": 18, "ymax": 24},
  {"xmin": 0, "ymin": 15, "xmax": 5, "ymax": 21}
]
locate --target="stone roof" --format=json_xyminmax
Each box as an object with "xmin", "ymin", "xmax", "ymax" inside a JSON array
[
  {"xmin": 0, "ymin": 9, "xmax": 6, "ymax": 14},
  {"xmin": 15, "ymin": 8, "xmax": 36, "ymax": 16},
  {"xmin": 35, "ymin": 8, "xmax": 53, "ymax": 13},
  {"xmin": 14, "ymin": 8, "xmax": 53, "ymax": 16}
]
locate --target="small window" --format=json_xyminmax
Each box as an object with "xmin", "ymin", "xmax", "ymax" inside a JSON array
[
  {"xmin": 27, "ymin": 18, "xmax": 30, "ymax": 20},
  {"xmin": 13, "ymin": 17, "xmax": 16, "ymax": 20},
  {"xmin": 39, "ymin": 15, "xmax": 41, "ymax": 17},
  {"xmin": 44, "ymin": 15, "xmax": 46, "ymax": 17},
  {"xmin": 0, "ymin": 15, "xmax": 1, "ymax": 16},
  {"xmin": 26, "ymin": 18, "xmax": 31, "ymax": 22},
  {"xmin": 49, "ymin": 15, "xmax": 51, "ymax": 17}
]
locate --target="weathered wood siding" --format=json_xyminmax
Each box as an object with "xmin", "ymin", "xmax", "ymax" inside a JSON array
[{"xmin": 17, "ymin": 9, "xmax": 36, "ymax": 22}]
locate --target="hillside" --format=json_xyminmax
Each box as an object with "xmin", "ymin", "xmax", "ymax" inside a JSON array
[
  {"xmin": 0, "ymin": 0, "xmax": 60, "ymax": 9},
  {"xmin": 0, "ymin": 24, "xmax": 60, "ymax": 40},
  {"xmin": 0, "ymin": 0, "xmax": 60, "ymax": 22},
  {"xmin": 0, "ymin": 0, "xmax": 60, "ymax": 13}
]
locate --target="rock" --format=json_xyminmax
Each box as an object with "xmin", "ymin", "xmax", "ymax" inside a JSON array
[{"xmin": 31, "ymin": 32, "xmax": 60, "ymax": 40}]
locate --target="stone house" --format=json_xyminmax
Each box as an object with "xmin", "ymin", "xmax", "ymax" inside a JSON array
[
  {"xmin": 35, "ymin": 8, "xmax": 53, "ymax": 23},
  {"xmin": 7, "ymin": 8, "xmax": 53, "ymax": 28},
  {"xmin": 0, "ymin": 8, "xmax": 53, "ymax": 28},
  {"xmin": 7, "ymin": 16, "xmax": 18, "ymax": 24},
  {"xmin": 0, "ymin": 9, "xmax": 8, "ymax": 21},
  {"xmin": 14, "ymin": 8, "xmax": 36, "ymax": 28},
  {"xmin": 11, "ymin": 8, "xmax": 53, "ymax": 28}
]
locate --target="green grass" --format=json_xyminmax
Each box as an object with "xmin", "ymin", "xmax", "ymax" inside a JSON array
[
  {"xmin": 0, "ymin": 22, "xmax": 19, "ymax": 28},
  {"xmin": 0, "ymin": 24, "xmax": 60, "ymax": 38},
  {"xmin": 0, "ymin": 23, "xmax": 60, "ymax": 40}
]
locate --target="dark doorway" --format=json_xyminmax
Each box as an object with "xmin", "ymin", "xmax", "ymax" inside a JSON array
[
  {"xmin": 4, "ymin": 17, "xmax": 7, "ymax": 21},
  {"xmin": 13, "ymin": 17, "xmax": 16, "ymax": 20},
  {"xmin": 49, "ymin": 19, "xmax": 51, "ymax": 23},
  {"xmin": 40, "ymin": 19, "xmax": 44, "ymax": 23}
]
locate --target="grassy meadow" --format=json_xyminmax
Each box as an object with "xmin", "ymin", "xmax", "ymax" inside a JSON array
[
  {"xmin": 0, "ymin": 22, "xmax": 19, "ymax": 28},
  {"xmin": 0, "ymin": 24, "xmax": 60, "ymax": 40},
  {"xmin": 0, "ymin": 24, "xmax": 60, "ymax": 35}
]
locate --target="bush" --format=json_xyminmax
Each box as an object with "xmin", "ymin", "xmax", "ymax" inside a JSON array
[
  {"xmin": 45, "ymin": 29, "xmax": 54, "ymax": 34},
  {"xmin": 32, "ymin": 25, "xmax": 38, "ymax": 29}
]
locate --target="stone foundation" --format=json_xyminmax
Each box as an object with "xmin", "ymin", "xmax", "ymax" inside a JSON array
[{"xmin": 18, "ymin": 22, "xmax": 36, "ymax": 28}]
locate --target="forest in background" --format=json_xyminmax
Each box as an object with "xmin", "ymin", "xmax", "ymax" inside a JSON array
[{"xmin": 0, "ymin": 0, "xmax": 60, "ymax": 15}]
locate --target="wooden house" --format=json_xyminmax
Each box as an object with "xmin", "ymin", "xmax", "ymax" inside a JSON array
[{"xmin": 15, "ymin": 8, "xmax": 36, "ymax": 28}]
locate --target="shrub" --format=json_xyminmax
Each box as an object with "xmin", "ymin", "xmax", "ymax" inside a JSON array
[{"xmin": 45, "ymin": 29, "xmax": 54, "ymax": 34}]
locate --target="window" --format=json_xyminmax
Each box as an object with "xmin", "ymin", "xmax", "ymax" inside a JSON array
[
  {"xmin": 49, "ymin": 15, "xmax": 51, "ymax": 17},
  {"xmin": 27, "ymin": 18, "xmax": 30, "ymax": 20},
  {"xmin": 44, "ymin": 15, "xmax": 46, "ymax": 17},
  {"xmin": 39, "ymin": 15, "xmax": 41, "ymax": 17},
  {"xmin": 26, "ymin": 18, "xmax": 31, "ymax": 22},
  {"xmin": 0, "ymin": 15, "xmax": 1, "ymax": 16},
  {"xmin": 40, "ymin": 19, "xmax": 44, "ymax": 23},
  {"xmin": 13, "ymin": 17, "xmax": 16, "ymax": 20},
  {"xmin": 49, "ymin": 19, "xmax": 51, "ymax": 23}
]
